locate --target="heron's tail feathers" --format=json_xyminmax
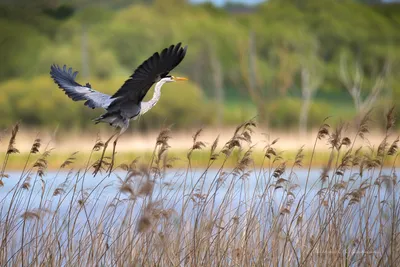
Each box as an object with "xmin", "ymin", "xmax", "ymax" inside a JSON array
[{"xmin": 93, "ymin": 112, "xmax": 128, "ymax": 129}]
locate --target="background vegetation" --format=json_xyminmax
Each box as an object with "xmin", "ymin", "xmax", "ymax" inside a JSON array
[
  {"xmin": 1, "ymin": 2, "xmax": 399, "ymax": 264},
  {"xmin": 0, "ymin": 0, "xmax": 399, "ymax": 134}
]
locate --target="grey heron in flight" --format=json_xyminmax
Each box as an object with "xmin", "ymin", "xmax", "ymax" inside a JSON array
[{"xmin": 50, "ymin": 42, "xmax": 188, "ymax": 175}]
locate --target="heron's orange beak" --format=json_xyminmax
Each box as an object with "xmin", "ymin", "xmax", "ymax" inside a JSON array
[{"xmin": 174, "ymin": 76, "xmax": 188, "ymax": 81}]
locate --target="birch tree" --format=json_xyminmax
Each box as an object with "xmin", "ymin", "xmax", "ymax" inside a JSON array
[
  {"xmin": 339, "ymin": 53, "xmax": 391, "ymax": 120},
  {"xmin": 299, "ymin": 54, "xmax": 323, "ymax": 136},
  {"xmin": 210, "ymin": 49, "xmax": 224, "ymax": 127}
]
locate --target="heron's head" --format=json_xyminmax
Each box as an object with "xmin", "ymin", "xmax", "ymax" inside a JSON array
[{"xmin": 163, "ymin": 75, "xmax": 188, "ymax": 83}]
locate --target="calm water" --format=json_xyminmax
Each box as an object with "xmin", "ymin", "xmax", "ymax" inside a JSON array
[
  {"xmin": 0, "ymin": 167, "xmax": 397, "ymax": 262},
  {"xmin": 0, "ymin": 168, "xmax": 396, "ymax": 213}
]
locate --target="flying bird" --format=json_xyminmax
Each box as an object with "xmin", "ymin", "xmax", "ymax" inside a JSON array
[{"xmin": 50, "ymin": 42, "xmax": 188, "ymax": 175}]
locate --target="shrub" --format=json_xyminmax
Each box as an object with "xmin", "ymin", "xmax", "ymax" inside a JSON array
[
  {"xmin": 267, "ymin": 97, "xmax": 334, "ymax": 129},
  {"xmin": 0, "ymin": 75, "xmax": 211, "ymax": 131},
  {"xmin": 138, "ymin": 79, "xmax": 212, "ymax": 130}
]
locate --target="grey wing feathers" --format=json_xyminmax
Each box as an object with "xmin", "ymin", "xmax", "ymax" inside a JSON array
[{"xmin": 50, "ymin": 64, "xmax": 113, "ymax": 109}]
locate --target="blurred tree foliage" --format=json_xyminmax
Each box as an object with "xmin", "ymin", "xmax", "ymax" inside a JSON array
[
  {"xmin": 0, "ymin": 0, "xmax": 399, "ymax": 131},
  {"xmin": 0, "ymin": 74, "xmax": 208, "ymax": 131}
]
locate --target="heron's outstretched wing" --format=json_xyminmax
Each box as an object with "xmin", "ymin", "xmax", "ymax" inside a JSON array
[
  {"xmin": 110, "ymin": 42, "xmax": 187, "ymax": 105},
  {"xmin": 50, "ymin": 64, "xmax": 113, "ymax": 109}
]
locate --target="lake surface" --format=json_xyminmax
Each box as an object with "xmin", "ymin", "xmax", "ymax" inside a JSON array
[
  {"xmin": 0, "ymin": 166, "xmax": 397, "ymax": 263},
  {"xmin": 1, "ymin": 167, "xmax": 396, "ymax": 214}
]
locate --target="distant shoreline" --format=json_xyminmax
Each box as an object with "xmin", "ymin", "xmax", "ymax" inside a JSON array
[
  {"xmin": 1, "ymin": 148, "xmax": 398, "ymax": 171},
  {"xmin": 1, "ymin": 127, "xmax": 398, "ymax": 170},
  {"xmin": 1, "ymin": 127, "xmax": 397, "ymax": 152}
]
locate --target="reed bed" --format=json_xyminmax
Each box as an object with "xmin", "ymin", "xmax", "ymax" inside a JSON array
[{"xmin": 0, "ymin": 109, "xmax": 399, "ymax": 267}]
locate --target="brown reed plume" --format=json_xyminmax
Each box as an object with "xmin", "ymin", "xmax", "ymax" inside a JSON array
[{"xmin": 0, "ymin": 123, "xmax": 20, "ymax": 186}]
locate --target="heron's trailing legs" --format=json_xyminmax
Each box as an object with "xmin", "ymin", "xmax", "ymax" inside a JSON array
[
  {"xmin": 108, "ymin": 137, "xmax": 120, "ymax": 175},
  {"xmin": 108, "ymin": 126, "xmax": 128, "ymax": 175},
  {"xmin": 93, "ymin": 129, "xmax": 119, "ymax": 176}
]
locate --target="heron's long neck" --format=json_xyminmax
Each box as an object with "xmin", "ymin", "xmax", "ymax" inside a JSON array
[{"xmin": 140, "ymin": 80, "xmax": 165, "ymax": 115}]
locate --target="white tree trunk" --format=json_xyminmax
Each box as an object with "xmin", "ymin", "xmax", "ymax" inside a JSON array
[
  {"xmin": 299, "ymin": 92, "xmax": 311, "ymax": 137},
  {"xmin": 211, "ymin": 51, "xmax": 224, "ymax": 127},
  {"xmin": 248, "ymin": 31, "xmax": 256, "ymax": 100},
  {"xmin": 340, "ymin": 53, "xmax": 390, "ymax": 123},
  {"xmin": 81, "ymin": 24, "xmax": 89, "ymax": 79},
  {"xmin": 299, "ymin": 61, "xmax": 322, "ymax": 137}
]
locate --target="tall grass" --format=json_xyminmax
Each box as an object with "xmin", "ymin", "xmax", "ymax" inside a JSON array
[{"xmin": 0, "ymin": 109, "xmax": 399, "ymax": 266}]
